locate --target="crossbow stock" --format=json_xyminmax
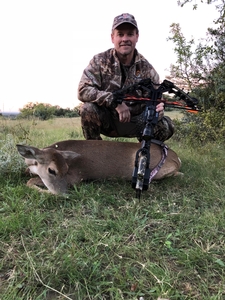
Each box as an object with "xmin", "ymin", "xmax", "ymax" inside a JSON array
[{"xmin": 113, "ymin": 78, "xmax": 200, "ymax": 113}]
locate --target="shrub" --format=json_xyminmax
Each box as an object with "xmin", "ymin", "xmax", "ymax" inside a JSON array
[
  {"xmin": 0, "ymin": 134, "xmax": 26, "ymax": 176},
  {"xmin": 173, "ymin": 111, "xmax": 225, "ymax": 145}
]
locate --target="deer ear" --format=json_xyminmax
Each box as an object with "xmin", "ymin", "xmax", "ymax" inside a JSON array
[
  {"xmin": 58, "ymin": 150, "xmax": 81, "ymax": 160},
  {"xmin": 16, "ymin": 145, "xmax": 42, "ymax": 159}
]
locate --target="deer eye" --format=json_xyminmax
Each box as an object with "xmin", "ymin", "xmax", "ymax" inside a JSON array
[{"xmin": 48, "ymin": 168, "xmax": 56, "ymax": 176}]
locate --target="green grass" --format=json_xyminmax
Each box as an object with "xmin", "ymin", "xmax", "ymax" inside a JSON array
[{"xmin": 0, "ymin": 116, "xmax": 225, "ymax": 299}]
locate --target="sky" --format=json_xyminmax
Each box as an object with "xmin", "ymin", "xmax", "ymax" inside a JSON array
[{"xmin": 0, "ymin": 0, "xmax": 219, "ymax": 112}]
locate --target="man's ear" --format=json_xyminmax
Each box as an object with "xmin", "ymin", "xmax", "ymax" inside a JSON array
[
  {"xmin": 111, "ymin": 32, "xmax": 115, "ymax": 43},
  {"xmin": 136, "ymin": 33, "xmax": 139, "ymax": 43}
]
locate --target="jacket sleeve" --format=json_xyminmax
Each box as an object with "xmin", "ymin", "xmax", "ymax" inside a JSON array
[
  {"xmin": 149, "ymin": 67, "xmax": 160, "ymax": 85},
  {"xmin": 77, "ymin": 56, "xmax": 114, "ymax": 107}
]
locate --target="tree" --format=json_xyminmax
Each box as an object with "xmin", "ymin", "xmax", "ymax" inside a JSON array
[
  {"xmin": 177, "ymin": 0, "xmax": 219, "ymax": 9},
  {"xmin": 168, "ymin": 0, "xmax": 225, "ymax": 142},
  {"xmin": 19, "ymin": 102, "xmax": 38, "ymax": 119},
  {"xmin": 33, "ymin": 103, "xmax": 56, "ymax": 120}
]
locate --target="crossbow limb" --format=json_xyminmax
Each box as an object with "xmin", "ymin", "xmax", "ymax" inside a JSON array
[{"xmin": 113, "ymin": 78, "xmax": 200, "ymax": 113}]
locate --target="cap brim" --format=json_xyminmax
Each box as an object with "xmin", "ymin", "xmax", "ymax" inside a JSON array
[{"xmin": 112, "ymin": 21, "xmax": 138, "ymax": 30}]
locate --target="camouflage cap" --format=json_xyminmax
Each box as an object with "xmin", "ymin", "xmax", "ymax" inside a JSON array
[{"xmin": 112, "ymin": 13, "xmax": 138, "ymax": 30}]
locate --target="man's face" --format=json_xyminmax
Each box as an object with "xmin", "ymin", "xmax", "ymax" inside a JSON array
[{"xmin": 111, "ymin": 23, "xmax": 139, "ymax": 57}]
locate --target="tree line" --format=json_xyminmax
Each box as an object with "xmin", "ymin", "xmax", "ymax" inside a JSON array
[{"xmin": 18, "ymin": 102, "xmax": 80, "ymax": 120}]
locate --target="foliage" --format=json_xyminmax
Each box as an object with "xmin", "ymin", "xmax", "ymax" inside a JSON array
[
  {"xmin": 177, "ymin": 0, "xmax": 220, "ymax": 10},
  {"xmin": 168, "ymin": 0, "xmax": 225, "ymax": 141},
  {"xmin": 173, "ymin": 112, "xmax": 225, "ymax": 144},
  {"xmin": 167, "ymin": 23, "xmax": 214, "ymax": 89},
  {"xmin": 19, "ymin": 102, "xmax": 79, "ymax": 120},
  {"xmin": 0, "ymin": 134, "xmax": 26, "ymax": 176},
  {"xmin": 0, "ymin": 118, "xmax": 35, "ymax": 180}
]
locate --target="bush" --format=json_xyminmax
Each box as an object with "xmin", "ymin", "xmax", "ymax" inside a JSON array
[
  {"xmin": 0, "ymin": 134, "xmax": 26, "ymax": 176},
  {"xmin": 173, "ymin": 111, "xmax": 225, "ymax": 145}
]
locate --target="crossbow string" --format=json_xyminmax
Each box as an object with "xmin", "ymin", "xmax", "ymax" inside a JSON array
[{"xmin": 113, "ymin": 78, "xmax": 200, "ymax": 113}]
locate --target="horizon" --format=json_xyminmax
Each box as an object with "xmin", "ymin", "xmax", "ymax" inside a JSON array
[{"xmin": 1, "ymin": 111, "xmax": 20, "ymax": 115}]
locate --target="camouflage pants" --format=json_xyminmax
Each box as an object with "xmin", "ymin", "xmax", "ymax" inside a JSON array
[{"xmin": 79, "ymin": 102, "xmax": 174, "ymax": 142}]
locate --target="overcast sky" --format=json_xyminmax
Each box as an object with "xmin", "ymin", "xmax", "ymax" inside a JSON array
[{"xmin": 0, "ymin": 0, "xmax": 218, "ymax": 112}]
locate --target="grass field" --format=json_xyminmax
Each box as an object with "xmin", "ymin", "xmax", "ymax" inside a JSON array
[{"xmin": 0, "ymin": 115, "xmax": 225, "ymax": 300}]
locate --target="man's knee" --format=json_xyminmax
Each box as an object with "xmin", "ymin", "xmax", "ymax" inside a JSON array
[
  {"xmin": 154, "ymin": 116, "xmax": 175, "ymax": 141},
  {"xmin": 164, "ymin": 116, "xmax": 175, "ymax": 139},
  {"xmin": 79, "ymin": 102, "xmax": 97, "ymax": 117}
]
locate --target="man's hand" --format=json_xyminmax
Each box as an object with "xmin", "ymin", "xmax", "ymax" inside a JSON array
[
  {"xmin": 156, "ymin": 102, "xmax": 164, "ymax": 120},
  {"xmin": 116, "ymin": 101, "xmax": 165, "ymax": 123},
  {"xmin": 115, "ymin": 102, "xmax": 131, "ymax": 123}
]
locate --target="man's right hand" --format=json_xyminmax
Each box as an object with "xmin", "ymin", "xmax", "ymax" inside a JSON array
[{"xmin": 115, "ymin": 102, "xmax": 131, "ymax": 123}]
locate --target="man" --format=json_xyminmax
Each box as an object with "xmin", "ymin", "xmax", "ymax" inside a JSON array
[{"xmin": 78, "ymin": 13, "xmax": 174, "ymax": 141}]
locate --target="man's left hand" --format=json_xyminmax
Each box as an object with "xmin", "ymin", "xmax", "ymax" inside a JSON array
[{"xmin": 156, "ymin": 102, "xmax": 164, "ymax": 120}]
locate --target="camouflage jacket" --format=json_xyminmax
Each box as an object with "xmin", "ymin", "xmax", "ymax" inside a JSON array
[{"xmin": 78, "ymin": 48, "xmax": 160, "ymax": 115}]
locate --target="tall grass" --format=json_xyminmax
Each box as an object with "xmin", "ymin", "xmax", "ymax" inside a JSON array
[{"xmin": 0, "ymin": 116, "xmax": 225, "ymax": 300}]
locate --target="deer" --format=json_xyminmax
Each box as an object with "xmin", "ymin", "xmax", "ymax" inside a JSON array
[{"xmin": 16, "ymin": 139, "xmax": 181, "ymax": 195}]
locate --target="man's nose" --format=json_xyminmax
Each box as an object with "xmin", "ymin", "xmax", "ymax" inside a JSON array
[{"xmin": 122, "ymin": 35, "xmax": 129, "ymax": 41}]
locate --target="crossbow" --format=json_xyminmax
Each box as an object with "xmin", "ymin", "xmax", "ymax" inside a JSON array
[
  {"xmin": 113, "ymin": 78, "xmax": 200, "ymax": 113},
  {"xmin": 113, "ymin": 79, "xmax": 200, "ymax": 199}
]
